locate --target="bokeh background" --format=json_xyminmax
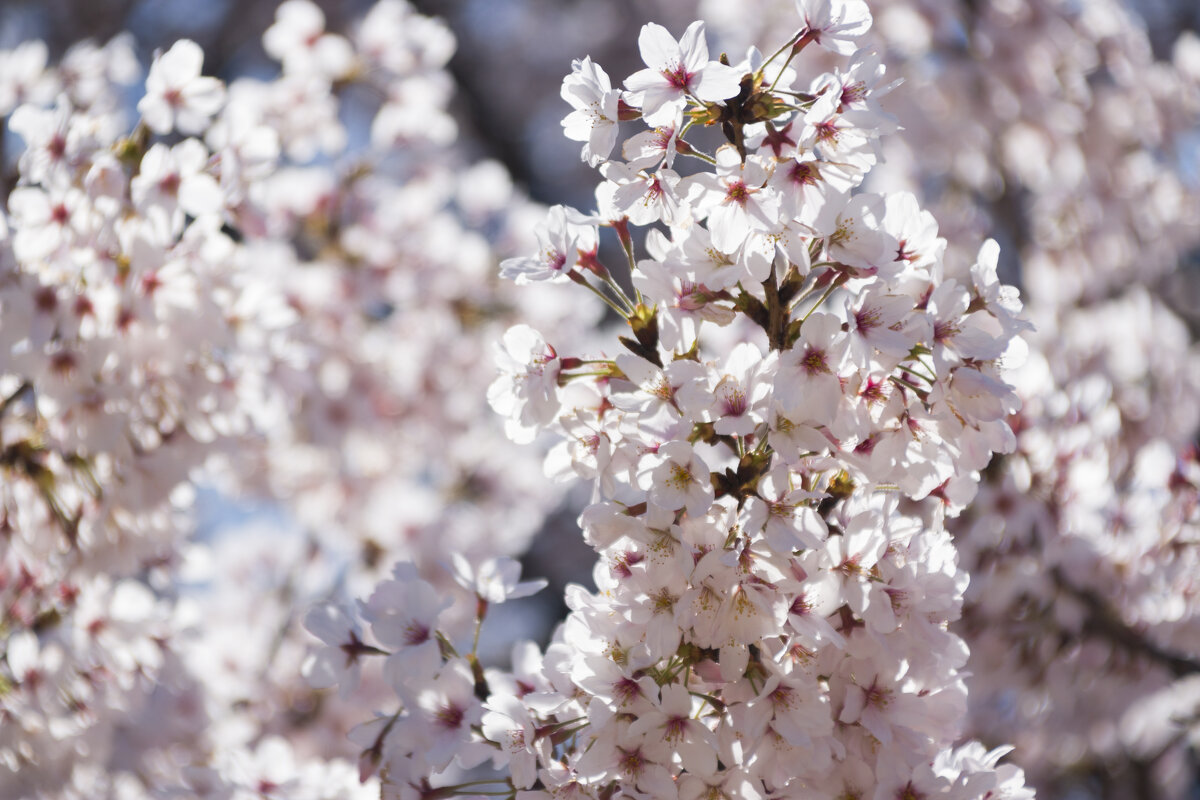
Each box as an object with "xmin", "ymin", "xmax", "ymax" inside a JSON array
[{"xmin": 2, "ymin": 1, "xmax": 1199, "ymax": 798}]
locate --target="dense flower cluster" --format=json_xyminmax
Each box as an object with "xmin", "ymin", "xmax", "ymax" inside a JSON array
[
  {"xmin": 3, "ymin": 0, "xmax": 1196, "ymax": 798},
  {"xmin": 695, "ymin": 1, "xmax": 1200, "ymax": 796},
  {"xmin": 0, "ymin": 33, "xmax": 255, "ymax": 796},
  {"xmin": 958, "ymin": 292, "xmax": 1200, "ymax": 797},
  {"xmin": 311, "ymin": 3, "xmax": 1036, "ymax": 798},
  {"xmin": 0, "ymin": 1, "xmax": 595, "ymax": 796},
  {"xmin": 234, "ymin": 3, "xmax": 598, "ymax": 577}
]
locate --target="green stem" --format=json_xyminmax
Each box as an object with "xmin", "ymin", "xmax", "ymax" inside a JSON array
[
  {"xmin": 773, "ymin": 90, "xmax": 817, "ymax": 102},
  {"xmin": 471, "ymin": 615, "xmax": 484, "ymax": 656},
  {"xmin": 613, "ymin": 242, "xmax": 643, "ymax": 307},
  {"xmin": 682, "ymin": 149, "xmax": 717, "ymax": 165},
  {"xmin": 580, "ymin": 279, "xmax": 632, "ymax": 317},
  {"xmin": 800, "ymin": 278, "xmax": 845, "ymax": 322},
  {"xmin": 890, "ymin": 376, "xmax": 929, "ymax": 397},
  {"xmin": 436, "ymin": 631, "xmax": 459, "ymax": 659},
  {"xmin": 599, "ymin": 271, "xmax": 637, "ymax": 314},
  {"xmin": 769, "ymin": 31, "xmax": 813, "ymax": 90},
  {"xmin": 756, "ymin": 29, "xmax": 805, "ymax": 77},
  {"xmin": 786, "ymin": 281, "xmax": 822, "ymax": 313},
  {"xmin": 902, "ymin": 360, "xmax": 939, "ymax": 384},
  {"xmin": 560, "ymin": 371, "xmax": 615, "ymax": 382}
]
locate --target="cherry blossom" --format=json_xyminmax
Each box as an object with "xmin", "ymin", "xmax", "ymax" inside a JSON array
[
  {"xmin": 795, "ymin": 0, "xmax": 872, "ymax": 55},
  {"xmin": 5, "ymin": 1, "xmax": 1195, "ymax": 799},
  {"xmin": 561, "ymin": 56, "xmax": 622, "ymax": 166},
  {"xmin": 138, "ymin": 39, "xmax": 225, "ymax": 135},
  {"xmin": 330, "ymin": 8, "xmax": 1037, "ymax": 800},
  {"xmin": 624, "ymin": 21, "xmax": 743, "ymax": 125}
]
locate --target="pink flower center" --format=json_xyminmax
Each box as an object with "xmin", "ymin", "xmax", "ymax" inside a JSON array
[
  {"xmin": 864, "ymin": 680, "xmax": 892, "ymax": 708},
  {"xmin": 854, "ymin": 306, "xmax": 881, "ymax": 331},
  {"xmin": 789, "ymin": 161, "xmax": 819, "ymax": 186},
  {"xmin": 769, "ymin": 683, "xmax": 795, "ymax": 709},
  {"xmin": 801, "ymin": 346, "xmax": 829, "ymax": 375},
  {"xmin": 435, "ymin": 702, "xmax": 465, "ymax": 730},
  {"xmin": 402, "ymin": 620, "xmax": 430, "ymax": 646},
  {"xmin": 140, "ymin": 270, "xmax": 163, "ymax": 296},
  {"xmin": 546, "ymin": 249, "xmax": 568, "ymax": 273},
  {"xmin": 50, "ymin": 351, "xmax": 77, "ymax": 376},
  {"xmin": 725, "ymin": 180, "xmax": 750, "ymax": 206},
  {"xmin": 840, "ymin": 81, "xmax": 867, "ymax": 106},
  {"xmin": 617, "ymin": 745, "xmax": 646, "ymax": 777},
  {"xmin": 932, "ymin": 319, "xmax": 959, "ymax": 342},
  {"xmin": 814, "ymin": 120, "xmax": 839, "ymax": 143},
  {"xmin": 719, "ymin": 383, "xmax": 747, "ymax": 417},
  {"xmin": 35, "ymin": 286, "xmax": 57, "ymax": 313},
  {"xmin": 660, "ymin": 63, "xmax": 693, "ymax": 91},
  {"xmin": 854, "ymin": 435, "xmax": 878, "ymax": 455},
  {"xmin": 645, "ymin": 175, "xmax": 665, "ymax": 201},
  {"xmin": 677, "ymin": 282, "xmax": 710, "ymax": 311},
  {"xmin": 896, "ymin": 239, "xmax": 919, "ymax": 263},
  {"xmin": 789, "ymin": 593, "xmax": 813, "ymax": 616},
  {"xmin": 860, "ymin": 378, "xmax": 887, "ymax": 404},
  {"xmin": 613, "ymin": 676, "xmax": 644, "ymax": 705},
  {"xmin": 664, "ymin": 715, "xmax": 688, "ymax": 740}
]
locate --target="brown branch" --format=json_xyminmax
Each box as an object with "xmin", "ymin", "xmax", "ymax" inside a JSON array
[{"xmin": 1051, "ymin": 567, "xmax": 1200, "ymax": 678}]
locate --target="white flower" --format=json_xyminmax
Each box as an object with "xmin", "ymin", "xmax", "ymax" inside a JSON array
[
  {"xmin": 632, "ymin": 259, "xmax": 735, "ymax": 353},
  {"xmin": 561, "ymin": 56, "xmax": 621, "ymax": 166},
  {"xmin": 796, "ymin": 0, "xmax": 873, "ymax": 55},
  {"xmin": 488, "ymin": 323, "xmax": 562, "ymax": 444},
  {"xmin": 843, "ymin": 289, "xmax": 916, "ymax": 367},
  {"xmin": 623, "ymin": 122, "xmax": 681, "ymax": 169},
  {"xmin": 766, "ymin": 151, "xmax": 852, "ymax": 236},
  {"xmin": 827, "ymin": 192, "xmax": 891, "ymax": 271},
  {"xmin": 301, "ymin": 604, "xmax": 377, "ymax": 698},
  {"xmin": 449, "ymin": 554, "xmax": 547, "ymax": 604},
  {"xmin": 499, "ymin": 205, "xmax": 597, "ymax": 284},
  {"xmin": 363, "ymin": 563, "xmax": 448, "ymax": 688},
  {"xmin": 263, "ymin": 0, "xmax": 356, "ymax": 79},
  {"xmin": 644, "ymin": 440, "xmax": 714, "ymax": 517},
  {"xmin": 412, "ymin": 659, "xmax": 485, "ymax": 770},
  {"xmin": 775, "ymin": 311, "xmax": 850, "ymax": 427},
  {"xmin": 744, "ymin": 465, "xmax": 826, "ymax": 551},
  {"xmin": 481, "ymin": 693, "xmax": 542, "ymax": 788},
  {"xmin": 131, "ymin": 139, "xmax": 224, "ymax": 225},
  {"xmin": 624, "ymin": 21, "xmax": 742, "ymax": 126},
  {"xmin": 708, "ymin": 341, "xmax": 775, "ymax": 437},
  {"xmin": 599, "ymin": 163, "xmax": 685, "ymax": 226},
  {"xmin": 686, "ymin": 147, "xmax": 781, "ymax": 253},
  {"xmin": 628, "ymin": 683, "xmax": 718, "ymax": 776},
  {"xmin": 139, "ymin": 40, "xmax": 225, "ymax": 135}
]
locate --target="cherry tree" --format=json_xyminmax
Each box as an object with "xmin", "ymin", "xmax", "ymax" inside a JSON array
[
  {"xmin": 0, "ymin": 0, "xmax": 1196, "ymax": 798},
  {"xmin": 0, "ymin": 1, "xmax": 595, "ymax": 796},
  {"xmin": 696, "ymin": 0, "xmax": 1200, "ymax": 797},
  {"xmin": 307, "ymin": 4, "xmax": 1038, "ymax": 799}
]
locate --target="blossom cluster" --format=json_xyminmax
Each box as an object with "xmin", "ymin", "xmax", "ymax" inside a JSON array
[
  {"xmin": 958, "ymin": 291, "xmax": 1200, "ymax": 796},
  {"xmin": 0, "ymin": 1, "xmax": 596, "ymax": 796},
  {"xmin": 0, "ymin": 32, "xmax": 255, "ymax": 796},
  {"xmin": 694, "ymin": 0, "xmax": 1200, "ymax": 795},
  {"xmin": 3, "ymin": 0, "xmax": 1196, "ymax": 798},
  {"xmin": 312, "ymin": 3, "xmax": 1035, "ymax": 798}
]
